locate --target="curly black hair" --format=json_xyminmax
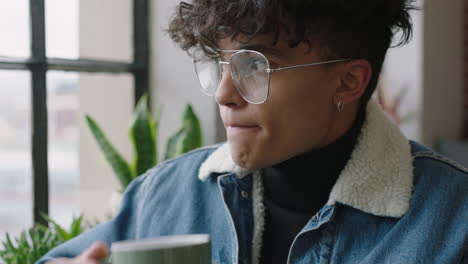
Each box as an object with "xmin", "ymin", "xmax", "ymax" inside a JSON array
[{"xmin": 167, "ymin": 0, "xmax": 417, "ymax": 109}]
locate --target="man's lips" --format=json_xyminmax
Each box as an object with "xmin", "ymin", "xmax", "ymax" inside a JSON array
[
  {"xmin": 227, "ymin": 124, "xmax": 259, "ymax": 128},
  {"xmin": 226, "ymin": 125, "xmax": 261, "ymax": 135}
]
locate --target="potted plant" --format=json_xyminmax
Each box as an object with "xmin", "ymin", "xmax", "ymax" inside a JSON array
[
  {"xmin": 86, "ymin": 95, "xmax": 203, "ymax": 211},
  {"xmin": 0, "ymin": 215, "xmax": 87, "ymax": 264}
]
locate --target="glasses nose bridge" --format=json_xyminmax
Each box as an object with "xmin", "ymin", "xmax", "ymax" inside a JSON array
[{"xmin": 218, "ymin": 60, "xmax": 231, "ymax": 74}]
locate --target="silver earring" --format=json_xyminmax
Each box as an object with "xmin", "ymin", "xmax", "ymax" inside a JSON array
[{"xmin": 337, "ymin": 101, "xmax": 344, "ymax": 112}]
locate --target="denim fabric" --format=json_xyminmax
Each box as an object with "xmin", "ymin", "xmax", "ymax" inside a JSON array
[{"xmin": 36, "ymin": 142, "xmax": 468, "ymax": 264}]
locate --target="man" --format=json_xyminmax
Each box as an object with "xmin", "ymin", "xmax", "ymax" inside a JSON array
[{"xmin": 39, "ymin": 0, "xmax": 467, "ymax": 263}]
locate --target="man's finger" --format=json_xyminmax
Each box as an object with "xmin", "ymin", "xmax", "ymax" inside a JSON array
[{"xmin": 79, "ymin": 241, "xmax": 109, "ymax": 261}]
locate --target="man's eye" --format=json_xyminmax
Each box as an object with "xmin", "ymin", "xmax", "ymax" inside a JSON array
[
  {"xmin": 250, "ymin": 59, "xmax": 268, "ymax": 71},
  {"xmin": 266, "ymin": 58, "xmax": 281, "ymax": 68},
  {"xmin": 268, "ymin": 62, "xmax": 279, "ymax": 68}
]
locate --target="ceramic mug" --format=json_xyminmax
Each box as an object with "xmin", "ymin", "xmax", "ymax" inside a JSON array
[{"xmin": 101, "ymin": 234, "xmax": 211, "ymax": 264}]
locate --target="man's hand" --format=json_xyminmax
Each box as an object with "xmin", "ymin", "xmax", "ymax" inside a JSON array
[{"xmin": 46, "ymin": 241, "xmax": 109, "ymax": 264}]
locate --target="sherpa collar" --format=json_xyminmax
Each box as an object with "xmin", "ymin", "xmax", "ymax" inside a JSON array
[{"xmin": 198, "ymin": 100, "xmax": 413, "ymax": 218}]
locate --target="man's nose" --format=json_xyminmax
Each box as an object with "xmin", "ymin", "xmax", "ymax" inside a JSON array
[{"xmin": 214, "ymin": 67, "xmax": 246, "ymax": 107}]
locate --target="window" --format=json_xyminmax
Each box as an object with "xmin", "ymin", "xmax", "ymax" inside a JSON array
[{"xmin": 0, "ymin": 0, "xmax": 150, "ymax": 239}]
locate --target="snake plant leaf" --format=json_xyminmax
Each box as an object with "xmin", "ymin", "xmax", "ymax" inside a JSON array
[
  {"xmin": 85, "ymin": 115, "xmax": 134, "ymax": 189},
  {"xmin": 129, "ymin": 95, "xmax": 157, "ymax": 177},
  {"xmin": 164, "ymin": 105, "xmax": 202, "ymax": 160},
  {"xmin": 181, "ymin": 104, "xmax": 203, "ymax": 151},
  {"xmin": 164, "ymin": 127, "xmax": 187, "ymax": 160}
]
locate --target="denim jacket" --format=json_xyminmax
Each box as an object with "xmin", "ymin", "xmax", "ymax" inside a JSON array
[{"xmin": 37, "ymin": 101, "xmax": 467, "ymax": 264}]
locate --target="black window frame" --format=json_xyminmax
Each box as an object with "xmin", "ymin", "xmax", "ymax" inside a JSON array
[{"xmin": 0, "ymin": 0, "xmax": 150, "ymax": 226}]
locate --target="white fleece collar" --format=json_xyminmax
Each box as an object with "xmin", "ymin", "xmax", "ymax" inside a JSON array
[{"xmin": 198, "ymin": 100, "xmax": 413, "ymax": 218}]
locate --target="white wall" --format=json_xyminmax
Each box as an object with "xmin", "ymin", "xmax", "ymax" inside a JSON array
[
  {"xmin": 422, "ymin": 0, "xmax": 464, "ymax": 146},
  {"xmin": 378, "ymin": 0, "xmax": 464, "ymax": 147},
  {"xmin": 151, "ymin": 0, "xmax": 221, "ymax": 157},
  {"xmin": 382, "ymin": 0, "xmax": 423, "ymax": 142},
  {"xmin": 79, "ymin": 0, "xmax": 134, "ymax": 221}
]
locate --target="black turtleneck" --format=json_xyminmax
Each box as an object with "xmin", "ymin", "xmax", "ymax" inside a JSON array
[{"xmin": 259, "ymin": 111, "xmax": 366, "ymax": 264}]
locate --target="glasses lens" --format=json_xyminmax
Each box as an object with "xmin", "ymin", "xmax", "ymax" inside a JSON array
[
  {"xmin": 193, "ymin": 50, "xmax": 220, "ymax": 96},
  {"xmin": 230, "ymin": 51, "xmax": 269, "ymax": 104}
]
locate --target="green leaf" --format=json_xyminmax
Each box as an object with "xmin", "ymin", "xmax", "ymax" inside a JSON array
[
  {"xmin": 69, "ymin": 215, "xmax": 84, "ymax": 237},
  {"xmin": 86, "ymin": 115, "xmax": 134, "ymax": 188},
  {"xmin": 5, "ymin": 234, "xmax": 16, "ymax": 252},
  {"xmin": 129, "ymin": 95, "xmax": 157, "ymax": 177},
  {"xmin": 0, "ymin": 214, "xmax": 90, "ymax": 264},
  {"xmin": 181, "ymin": 104, "xmax": 203, "ymax": 152},
  {"xmin": 164, "ymin": 127, "xmax": 187, "ymax": 160},
  {"xmin": 164, "ymin": 104, "xmax": 202, "ymax": 160},
  {"xmin": 41, "ymin": 213, "xmax": 69, "ymax": 241}
]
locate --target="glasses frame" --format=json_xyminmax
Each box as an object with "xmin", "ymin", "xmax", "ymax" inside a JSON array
[{"xmin": 193, "ymin": 49, "xmax": 351, "ymax": 104}]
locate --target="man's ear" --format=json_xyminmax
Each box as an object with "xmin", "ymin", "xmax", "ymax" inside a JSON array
[{"xmin": 335, "ymin": 59, "xmax": 372, "ymax": 105}]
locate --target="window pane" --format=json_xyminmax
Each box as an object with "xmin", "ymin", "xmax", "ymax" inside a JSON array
[
  {"xmin": 48, "ymin": 72, "xmax": 134, "ymax": 226},
  {"xmin": 0, "ymin": 1, "xmax": 30, "ymax": 57},
  {"xmin": 0, "ymin": 71, "xmax": 32, "ymax": 240},
  {"xmin": 79, "ymin": 0, "xmax": 132, "ymax": 62},
  {"xmin": 47, "ymin": 72, "xmax": 80, "ymax": 228},
  {"xmin": 46, "ymin": 0, "xmax": 131, "ymax": 61},
  {"xmin": 45, "ymin": 0, "xmax": 79, "ymax": 59}
]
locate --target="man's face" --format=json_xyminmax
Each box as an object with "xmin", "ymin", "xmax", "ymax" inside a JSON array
[{"xmin": 216, "ymin": 33, "xmax": 344, "ymax": 169}]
